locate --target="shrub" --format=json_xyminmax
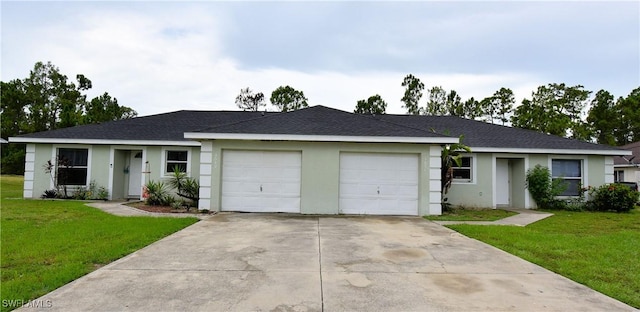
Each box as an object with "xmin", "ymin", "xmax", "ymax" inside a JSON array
[
  {"xmin": 73, "ymin": 186, "xmax": 90, "ymax": 200},
  {"xmin": 525, "ymin": 165, "xmax": 568, "ymax": 209},
  {"xmin": 41, "ymin": 189, "xmax": 58, "ymax": 199},
  {"xmin": 167, "ymin": 166, "xmax": 199, "ymax": 207},
  {"xmin": 71, "ymin": 181, "xmax": 109, "ymax": 200},
  {"xmin": 143, "ymin": 180, "xmax": 173, "ymax": 206},
  {"xmin": 587, "ymin": 183, "xmax": 639, "ymax": 213},
  {"xmin": 96, "ymin": 186, "xmax": 109, "ymax": 200}
]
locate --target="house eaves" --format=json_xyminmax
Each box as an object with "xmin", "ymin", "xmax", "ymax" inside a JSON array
[
  {"xmin": 8, "ymin": 137, "xmax": 200, "ymax": 146},
  {"xmin": 469, "ymin": 147, "xmax": 632, "ymax": 156},
  {"xmin": 184, "ymin": 132, "xmax": 457, "ymax": 144}
]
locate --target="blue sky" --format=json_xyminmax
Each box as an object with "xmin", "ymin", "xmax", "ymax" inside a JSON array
[{"xmin": 2, "ymin": 1, "xmax": 638, "ymax": 117}]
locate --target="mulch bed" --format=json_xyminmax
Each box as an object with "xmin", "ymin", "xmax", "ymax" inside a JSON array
[{"xmin": 126, "ymin": 202, "xmax": 198, "ymax": 214}]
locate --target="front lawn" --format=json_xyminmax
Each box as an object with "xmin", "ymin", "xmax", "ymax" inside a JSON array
[
  {"xmin": 448, "ymin": 209, "xmax": 640, "ymax": 308},
  {"xmin": 424, "ymin": 207, "xmax": 517, "ymax": 221},
  {"xmin": 0, "ymin": 175, "xmax": 198, "ymax": 312}
]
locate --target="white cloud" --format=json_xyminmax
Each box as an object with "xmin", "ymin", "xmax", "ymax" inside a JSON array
[{"xmin": 1, "ymin": 1, "xmax": 636, "ymax": 118}]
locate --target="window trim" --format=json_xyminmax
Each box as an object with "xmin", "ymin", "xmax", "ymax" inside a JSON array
[
  {"xmin": 451, "ymin": 153, "xmax": 476, "ymax": 184},
  {"xmin": 549, "ymin": 156, "xmax": 586, "ymax": 198},
  {"xmin": 51, "ymin": 145, "xmax": 92, "ymax": 188},
  {"xmin": 161, "ymin": 147, "xmax": 192, "ymax": 177}
]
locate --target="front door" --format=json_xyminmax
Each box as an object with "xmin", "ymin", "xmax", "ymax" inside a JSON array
[
  {"xmin": 128, "ymin": 151, "xmax": 143, "ymax": 198},
  {"xmin": 496, "ymin": 159, "xmax": 510, "ymax": 206}
]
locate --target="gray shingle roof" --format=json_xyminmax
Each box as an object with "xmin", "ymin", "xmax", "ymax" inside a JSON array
[
  {"xmin": 193, "ymin": 105, "xmax": 445, "ymax": 138},
  {"xmin": 12, "ymin": 105, "xmax": 627, "ymax": 153},
  {"xmin": 15, "ymin": 110, "xmax": 272, "ymax": 142},
  {"xmin": 379, "ymin": 114, "xmax": 622, "ymax": 152},
  {"xmin": 614, "ymin": 141, "xmax": 640, "ymax": 165}
]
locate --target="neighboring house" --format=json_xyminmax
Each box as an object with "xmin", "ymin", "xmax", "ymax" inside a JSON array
[
  {"xmin": 9, "ymin": 105, "xmax": 630, "ymax": 216},
  {"xmin": 613, "ymin": 141, "xmax": 640, "ymax": 186}
]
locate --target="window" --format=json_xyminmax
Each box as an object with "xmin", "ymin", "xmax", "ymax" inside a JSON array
[
  {"xmin": 614, "ymin": 170, "xmax": 624, "ymax": 182},
  {"xmin": 165, "ymin": 150, "xmax": 188, "ymax": 173},
  {"xmin": 452, "ymin": 156, "xmax": 472, "ymax": 182},
  {"xmin": 57, "ymin": 148, "xmax": 88, "ymax": 185},
  {"xmin": 552, "ymin": 159, "xmax": 582, "ymax": 196}
]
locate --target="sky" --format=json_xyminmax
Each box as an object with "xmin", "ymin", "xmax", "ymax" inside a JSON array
[{"xmin": 1, "ymin": 1, "xmax": 639, "ymax": 117}]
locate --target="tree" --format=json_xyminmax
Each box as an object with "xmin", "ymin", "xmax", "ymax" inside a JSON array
[
  {"xmin": 1, "ymin": 61, "xmax": 137, "ymax": 174},
  {"xmin": 424, "ymin": 86, "xmax": 447, "ymax": 115},
  {"xmin": 445, "ymin": 90, "xmax": 463, "ymax": 117},
  {"xmin": 235, "ymin": 87, "xmax": 266, "ymax": 111},
  {"xmin": 354, "ymin": 94, "xmax": 387, "ymax": 114},
  {"xmin": 22, "ymin": 61, "xmax": 79, "ymax": 132},
  {"xmin": 400, "ymin": 74, "xmax": 424, "ymax": 115},
  {"xmin": 0, "ymin": 80, "xmax": 28, "ymax": 174},
  {"xmin": 461, "ymin": 97, "xmax": 482, "ymax": 120},
  {"xmin": 614, "ymin": 87, "xmax": 640, "ymax": 145},
  {"xmin": 511, "ymin": 83, "xmax": 591, "ymax": 139},
  {"xmin": 586, "ymin": 90, "xmax": 617, "ymax": 145},
  {"xmin": 270, "ymin": 85, "xmax": 309, "ymax": 112},
  {"xmin": 480, "ymin": 88, "xmax": 514, "ymax": 125},
  {"xmin": 493, "ymin": 88, "xmax": 515, "ymax": 125},
  {"xmin": 1, "ymin": 80, "xmax": 28, "ymax": 139},
  {"xmin": 83, "ymin": 92, "xmax": 136, "ymax": 124}
]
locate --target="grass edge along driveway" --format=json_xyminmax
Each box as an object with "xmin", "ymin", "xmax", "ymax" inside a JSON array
[
  {"xmin": 0, "ymin": 175, "xmax": 198, "ymax": 312},
  {"xmin": 448, "ymin": 209, "xmax": 640, "ymax": 309}
]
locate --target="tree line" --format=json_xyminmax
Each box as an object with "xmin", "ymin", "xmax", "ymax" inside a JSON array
[
  {"xmin": 240, "ymin": 75, "xmax": 639, "ymax": 147},
  {"xmin": 3, "ymin": 62, "xmax": 637, "ymax": 173},
  {"xmin": 1, "ymin": 61, "xmax": 137, "ymax": 174}
]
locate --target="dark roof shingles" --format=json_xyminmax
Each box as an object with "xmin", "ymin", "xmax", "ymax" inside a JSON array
[
  {"xmin": 195, "ymin": 106, "xmax": 444, "ymax": 138},
  {"xmin": 19, "ymin": 111, "xmax": 270, "ymax": 141},
  {"xmin": 380, "ymin": 115, "xmax": 620, "ymax": 151},
  {"xmin": 17, "ymin": 105, "xmax": 625, "ymax": 152}
]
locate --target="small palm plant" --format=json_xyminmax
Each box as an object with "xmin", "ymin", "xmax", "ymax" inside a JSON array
[
  {"xmin": 441, "ymin": 135, "xmax": 471, "ymax": 210},
  {"xmin": 168, "ymin": 166, "xmax": 199, "ymax": 209},
  {"xmin": 144, "ymin": 180, "xmax": 170, "ymax": 206}
]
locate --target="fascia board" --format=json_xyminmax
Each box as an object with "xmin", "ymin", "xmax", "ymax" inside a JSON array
[
  {"xmin": 9, "ymin": 137, "xmax": 200, "ymax": 146},
  {"xmin": 183, "ymin": 132, "xmax": 458, "ymax": 144},
  {"xmin": 470, "ymin": 147, "xmax": 632, "ymax": 156}
]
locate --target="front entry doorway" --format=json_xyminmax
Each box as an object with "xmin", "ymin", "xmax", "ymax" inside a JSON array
[
  {"xmin": 496, "ymin": 159, "xmax": 511, "ymax": 206},
  {"xmin": 128, "ymin": 151, "xmax": 143, "ymax": 198},
  {"xmin": 495, "ymin": 157, "xmax": 527, "ymax": 209}
]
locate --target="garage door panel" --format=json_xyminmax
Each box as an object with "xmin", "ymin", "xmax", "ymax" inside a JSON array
[
  {"xmin": 339, "ymin": 198, "xmax": 376, "ymax": 214},
  {"xmin": 340, "ymin": 153, "xmax": 419, "ymax": 216},
  {"xmin": 222, "ymin": 150, "xmax": 301, "ymax": 213}
]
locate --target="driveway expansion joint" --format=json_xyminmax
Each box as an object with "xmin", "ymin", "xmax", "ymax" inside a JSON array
[{"xmin": 317, "ymin": 218, "xmax": 325, "ymax": 312}]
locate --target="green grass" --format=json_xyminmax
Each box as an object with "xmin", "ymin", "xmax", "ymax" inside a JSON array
[
  {"xmin": 1, "ymin": 175, "xmax": 24, "ymax": 199},
  {"xmin": 448, "ymin": 209, "xmax": 640, "ymax": 308},
  {"xmin": 424, "ymin": 207, "xmax": 517, "ymax": 221},
  {"xmin": 0, "ymin": 176, "xmax": 199, "ymax": 312}
]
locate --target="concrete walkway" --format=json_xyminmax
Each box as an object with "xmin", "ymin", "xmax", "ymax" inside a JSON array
[
  {"xmin": 434, "ymin": 208, "xmax": 554, "ymax": 226},
  {"xmin": 91, "ymin": 202, "xmax": 551, "ymax": 226},
  {"xmin": 87, "ymin": 201, "xmax": 210, "ymax": 220}
]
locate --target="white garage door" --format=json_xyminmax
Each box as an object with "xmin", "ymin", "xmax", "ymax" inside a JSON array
[
  {"xmin": 340, "ymin": 153, "xmax": 419, "ymax": 215},
  {"xmin": 222, "ymin": 150, "xmax": 301, "ymax": 213}
]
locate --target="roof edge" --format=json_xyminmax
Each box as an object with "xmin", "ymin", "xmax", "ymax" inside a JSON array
[
  {"xmin": 470, "ymin": 146, "xmax": 632, "ymax": 156},
  {"xmin": 9, "ymin": 137, "xmax": 200, "ymax": 146},
  {"xmin": 184, "ymin": 132, "xmax": 458, "ymax": 144}
]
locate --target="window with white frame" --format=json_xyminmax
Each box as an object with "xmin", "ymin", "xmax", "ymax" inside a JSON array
[
  {"xmin": 57, "ymin": 148, "xmax": 89, "ymax": 185},
  {"xmin": 165, "ymin": 150, "xmax": 188, "ymax": 174},
  {"xmin": 452, "ymin": 156, "xmax": 473, "ymax": 182},
  {"xmin": 614, "ymin": 170, "xmax": 624, "ymax": 182},
  {"xmin": 552, "ymin": 159, "xmax": 582, "ymax": 196}
]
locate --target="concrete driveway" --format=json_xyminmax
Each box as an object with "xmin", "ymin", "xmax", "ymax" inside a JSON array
[{"xmin": 25, "ymin": 214, "xmax": 635, "ymax": 312}]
